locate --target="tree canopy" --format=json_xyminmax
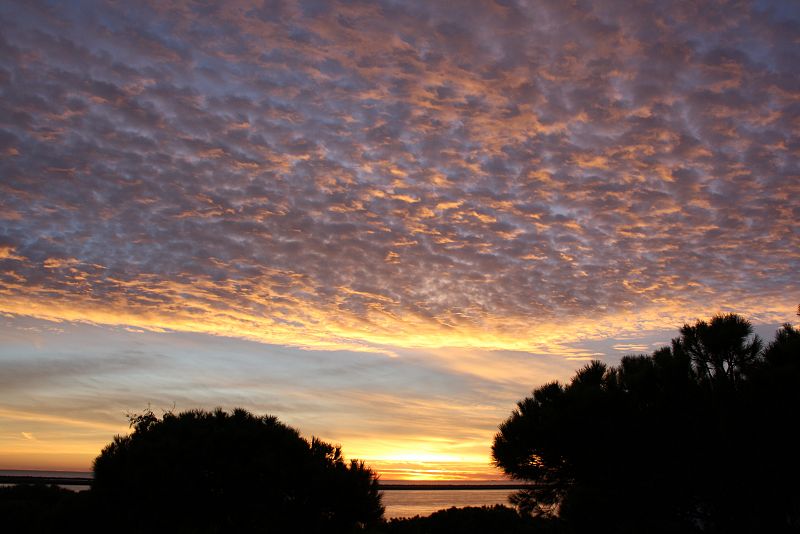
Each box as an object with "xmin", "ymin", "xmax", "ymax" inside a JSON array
[
  {"xmin": 492, "ymin": 313, "xmax": 800, "ymax": 532},
  {"xmin": 92, "ymin": 407, "xmax": 383, "ymax": 533}
]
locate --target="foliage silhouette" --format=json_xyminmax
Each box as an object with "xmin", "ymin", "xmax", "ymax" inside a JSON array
[
  {"xmin": 493, "ymin": 313, "xmax": 800, "ymax": 533},
  {"xmin": 92, "ymin": 407, "xmax": 383, "ymax": 533},
  {"xmin": 0, "ymin": 484, "xmax": 93, "ymax": 533}
]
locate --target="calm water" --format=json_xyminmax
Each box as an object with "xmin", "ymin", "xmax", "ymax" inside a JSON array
[
  {"xmin": 1, "ymin": 471, "xmax": 514, "ymax": 518},
  {"xmin": 0, "ymin": 470, "xmax": 92, "ymax": 478},
  {"xmin": 382, "ymin": 489, "xmax": 513, "ymax": 519},
  {"xmin": 0, "ymin": 470, "xmax": 92, "ymax": 491}
]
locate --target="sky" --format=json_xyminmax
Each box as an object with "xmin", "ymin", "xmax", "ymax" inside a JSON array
[{"xmin": 0, "ymin": 0, "xmax": 798, "ymax": 480}]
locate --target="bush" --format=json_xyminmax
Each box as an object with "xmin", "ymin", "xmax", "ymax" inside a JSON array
[
  {"xmin": 0, "ymin": 484, "xmax": 93, "ymax": 533},
  {"xmin": 92, "ymin": 407, "xmax": 383, "ymax": 533}
]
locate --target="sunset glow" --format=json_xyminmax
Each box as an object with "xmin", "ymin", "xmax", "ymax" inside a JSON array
[{"xmin": 1, "ymin": 0, "xmax": 798, "ymax": 479}]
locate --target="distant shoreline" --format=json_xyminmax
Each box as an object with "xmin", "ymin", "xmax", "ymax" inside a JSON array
[
  {"xmin": 0, "ymin": 475, "xmax": 92, "ymax": 486},
  {"xmin": 0, "ymin": 474, "xmax": 534, "ymax": 491},
  {"xmin": 379, "ymin": 483, "xmax": 532, "ymax": 490}
]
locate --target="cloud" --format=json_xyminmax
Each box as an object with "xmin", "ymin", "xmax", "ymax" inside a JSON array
[
  {"xmin": 0, "ymin": 0, "xmax": 797, "ymax": 352},
  {"xmin": 611, "ymin": 343, "xmax": 651, "ymax": 352}
]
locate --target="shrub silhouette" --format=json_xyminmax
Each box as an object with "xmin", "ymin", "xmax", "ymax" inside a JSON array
[
  {"xmin": 0, "ymin": 484, "xmax": 93, "ymax": 534},
  {"xmin": 92, "ymin": 408, "xmax": 383, "ymax": 533},
  {"xmin": 493, "ymin": 314, "xmax": 800, "ymax": 532}
]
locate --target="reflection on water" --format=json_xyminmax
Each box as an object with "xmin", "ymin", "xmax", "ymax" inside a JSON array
[
  {"xmin": 382, "ymin": 489, "xmax": 513, "ymax": 519},
  {"xmin": 0, "ymin": 470, "xmax": 92, "ymax": 491}
]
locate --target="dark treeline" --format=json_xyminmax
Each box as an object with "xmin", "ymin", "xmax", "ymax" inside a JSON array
[
  {"xmin": 494, "ymin": 312, "xmax": 800, "ymax": 533},
  {"xmin": 95, "ymin": 408, "xmax": 383, "ymax": 533},
  {"xmin": 2, "ymin": 312, "xmax": 798, "ymax": 533},
  {"xmin": 3, "ymin": 409, "xmax": 384, "ymax": 534}
]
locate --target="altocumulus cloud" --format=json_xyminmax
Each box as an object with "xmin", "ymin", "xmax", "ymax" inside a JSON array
[{"xmin": 0, "ymin": 0, "xmax": 798, "ymax": 354}]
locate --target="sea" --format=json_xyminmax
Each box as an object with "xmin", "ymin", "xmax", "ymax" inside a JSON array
[
  {"xmin": 0, "ymin": 470, "xmax": 92, "ymax": 491},
  {"xmin": 0, "ymin": 471, "xmax": 515, "ymax": 519},
  {"xmin": 381, "ymin": 485, "xmax": 513, "ymax": 518}
]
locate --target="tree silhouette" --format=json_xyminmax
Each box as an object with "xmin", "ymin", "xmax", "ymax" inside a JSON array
[
  {"xmin": 493, "ymin": 314, "xmax": 800, "ymax": 532},
  {"xmin": 673, "ymin": 313, "xmax": 762, "ymax": 389},
  {"xmin": 92, "ymin": 408, "xmax": 383, "ymax": 533}
]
